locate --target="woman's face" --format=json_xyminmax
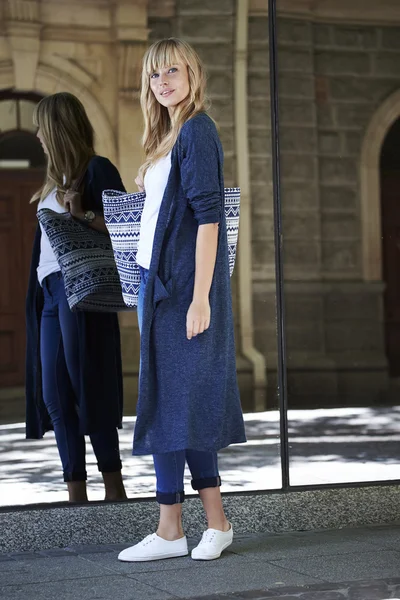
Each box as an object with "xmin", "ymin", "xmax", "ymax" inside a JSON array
[
  {"xmin": 150, "ymin": 62, "xmax": 190, "ymax": 115},
  {"xmin": 36, "ymin": 128, "xmax": 47, "ymax": 154}
]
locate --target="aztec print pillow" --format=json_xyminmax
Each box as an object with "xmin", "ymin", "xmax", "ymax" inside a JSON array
[{"xmin": 102, "ymin": 188, "xmax": 240, "ymax": 309}]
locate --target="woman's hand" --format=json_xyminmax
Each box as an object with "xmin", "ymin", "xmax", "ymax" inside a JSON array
[
  {"xmin": 187, "ymin": 223, "xmax": 218, "ymax": 341},
  {"xmin": 186, "ymin": 298, "xmax": 211, "ymax": 340},
  {"xmin": 135, "ymin": 175, "xmax": 145, "ymax": 193},
  {"xmin": 64, "ymin": 189, "xmax": 84, "ymax": 219}
]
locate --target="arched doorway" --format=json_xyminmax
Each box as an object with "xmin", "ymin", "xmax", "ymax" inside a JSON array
[
  {"xmin": 360, "ymin": 89, "xmax": 400, "ymax": 282},
  {"xmin": 381, "ymin": 118, "xmax": 400, "ymax": 377},
  {"xmin": 0, "ymin": 92, "xmax": 45, "ymax": 390}
]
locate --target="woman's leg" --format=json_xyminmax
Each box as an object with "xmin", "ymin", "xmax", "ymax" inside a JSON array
[
  {"xmin": 186, "ymin": 450, "xmax": 229, "ymax": 531},
  {"xmin": 40, "ymin": 274, "xmax": 88, "ymax": 501},
  {"xmin": 118, "ymin": 269, "xmax": 188, "ymax": 561},
  {"xmin": 186, "ymin": 450, "xmax": 232, "ymax": 560},
  {"xmin": 90, "ymin": 428, "xmax": 127, "ymax": 500},
  {"xmin": 153, "ymin": 451, "xmax": 186, "ymax": 541},
  {"xmin": 117, "ymin": 451, "xmax": 188, "ymax": 562},
  {"xmin": 58, "ymin": 277, "xmax": 126, "ymax": 500}
]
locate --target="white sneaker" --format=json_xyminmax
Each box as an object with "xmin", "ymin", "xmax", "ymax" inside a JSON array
[
  {"xmin": 191, "ymin": 524, "xmax": 233, "ymax": 560},
  {"xmin": 118, "ymin": 533, "xmax": 188, "ymax": 562}
]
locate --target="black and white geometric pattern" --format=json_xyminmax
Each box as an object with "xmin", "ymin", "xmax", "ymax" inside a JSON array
[
  {"xmin": 224, "ymin": 187, "xmax": 240, "ymax": 277},
  {"xmin": 37, "ymin": 209, "xmax": 127, "ymax": 312},
  {"xmin": 102, "ymin": 190, "xmax": 145, "ymax": 308},
  {"xmin": 102, "ymin": 188, "xmax": 240, "ymax": 309}
]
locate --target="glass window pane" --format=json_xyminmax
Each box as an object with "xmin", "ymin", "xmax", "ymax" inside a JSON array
[
  {"xmin": 275, "ymin": 10, "xmax": 400, "ymax": 485},
  {"xmin": 0, "ymin": 131, "xmax": 46, "ymax": 167},
  {"xmin": 0, "ymin": 10, "xmax": 282, "ymax": 507}
]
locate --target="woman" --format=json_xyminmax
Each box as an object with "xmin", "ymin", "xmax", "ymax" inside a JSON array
[
  {"xmin": 118, "ymin": 38, "xmax": 246, "ymax": 562},
  {"xmin": 26, "ymin": 92, "xmax": 127, "ymax": 503}
]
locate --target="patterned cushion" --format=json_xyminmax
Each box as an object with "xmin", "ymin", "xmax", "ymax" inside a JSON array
[
  {"xmin": 102, "ymin": 188, "xmax": 240, "ymax": 309},
  {"xmin": 37, "ymin": 209, "xmax": 127, "ymax": 312}
]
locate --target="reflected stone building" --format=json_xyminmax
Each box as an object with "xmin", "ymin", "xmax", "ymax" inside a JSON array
[{"xmin": 0, "ymin": 0, "xmax": 399, "ymax": 418}]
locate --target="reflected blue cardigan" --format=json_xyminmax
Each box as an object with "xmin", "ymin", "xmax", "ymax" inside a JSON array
[{"xmin": 25, "ymin": 156, "xmax": 125, "ymax": 439}]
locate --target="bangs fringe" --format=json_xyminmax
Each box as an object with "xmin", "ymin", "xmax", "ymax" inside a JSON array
[{"xmin": 144, "ymin": 40, "xmax": 183, "ymax": 75}]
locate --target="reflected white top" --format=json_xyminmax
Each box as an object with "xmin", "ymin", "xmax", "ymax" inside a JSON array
[{"xmin": 37, "ymin": 189, "xmax": 67, "ymax": 285}]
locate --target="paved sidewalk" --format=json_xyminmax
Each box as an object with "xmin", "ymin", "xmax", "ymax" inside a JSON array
[{"xmin": 1, "ymin": 523, "xmax": 400, "ymax": 599}]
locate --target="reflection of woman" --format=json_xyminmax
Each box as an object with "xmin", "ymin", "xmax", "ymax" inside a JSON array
[
  {"xmin": 118, "ymin": 38, "xmax": 246, "ymax": 563},
  {"xmin": 25, "ymin": 92, "xmax": 127, "ymax": 503}
]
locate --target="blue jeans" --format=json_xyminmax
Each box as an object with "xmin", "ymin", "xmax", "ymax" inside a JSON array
[
  {"xmin": 137, "ymin": 266, "xmax": 221, "ymax": 504},
  {"xmin": 40, "ymin": 272, "xmax": 122, "ymax": 482}
]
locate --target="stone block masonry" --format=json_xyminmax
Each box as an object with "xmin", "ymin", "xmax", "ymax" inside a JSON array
[
  {"xmin": 146, "ymin": 9, "xmax": 394, "ymax": 406},
  {"xmin": 249, "ymin": 18, "xmax": 396, "ymax": 402},
  {"xmin": 313, "ymin": 22, "xmax": 400, "ymax": 285}
]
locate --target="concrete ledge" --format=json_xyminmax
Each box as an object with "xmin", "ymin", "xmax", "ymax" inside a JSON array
[{"xmin": 1, "ymin": 485, "xmax": 400, "ymax": 553}]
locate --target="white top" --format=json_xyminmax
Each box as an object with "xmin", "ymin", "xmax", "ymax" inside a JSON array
[
  {"xmin": 136, "ymin": 153, "xmax": 172, "ymax": 270},
  {"xmin": 37, "ymin": 188, "xmax": 68, "ymax": 285}
]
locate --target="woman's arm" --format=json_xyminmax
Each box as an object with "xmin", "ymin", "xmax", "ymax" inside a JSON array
[
  {"xmin": 66, "ymin": 156, "xmax": 126, "ymax": 234},
  {"xmin": 85, "ymin": 215, "xmax": 108, "ymax": 233},
  {"xmin": 179, "ymin": 116, "xmax": 224, "ymax": 340},
  {"xmin": 84, "ymin": 213, "xmax": 108, "ymax": 233},
  {"xmin": 68, "ymin": 207, "xmax": 109, "ymax": 234},
  {"xmin": 186, "ymin": 223, "xmax": 219, "ymax": 340}
]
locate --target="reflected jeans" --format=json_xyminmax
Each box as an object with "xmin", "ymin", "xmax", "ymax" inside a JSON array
[
  {"xmin": 137, "ymin": 266, "xmax": 221, "ymax": 504},
  {"xmin": 40, "ymin": 272, "xmax": 122, "ymax": 482}
]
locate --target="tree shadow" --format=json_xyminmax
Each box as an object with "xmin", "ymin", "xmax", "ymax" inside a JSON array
[{"xmin": 1, "ymin": 406, "xmax": 400, "ymax": 505}]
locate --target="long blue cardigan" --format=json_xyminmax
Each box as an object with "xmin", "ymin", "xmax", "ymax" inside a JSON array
[
  {"xmin": 25, "ymin": 156, "xmax": 125, "ymax": 439},
  {"xmin": 133, "ymin": 113, "xmax": 246, "ymax": 455}
]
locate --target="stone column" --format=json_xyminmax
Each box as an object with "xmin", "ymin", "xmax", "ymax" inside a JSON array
[
  {"xmin": 4, "ymin": 0, "xmax": 42, "ymax": 90},
  {"xmin": 114, "ymin": 0, "xmax": 148, "ymax": 414},
  {"xmin": 114, "ymin": 1, "xmax": 148, "ymax": 186}
]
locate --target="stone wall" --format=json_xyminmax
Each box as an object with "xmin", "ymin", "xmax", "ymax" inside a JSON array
[
  {"xmin": 273, "ymin": 21, "xmax": 400, "ymax": 282},
  {"xmin": 272, "ymin": 21, "xmax": 399, "ymax": 404},
  {"xmin": 150, "ymin": 0, "xmax": 237, "ymax": 186},
  {"xmin": 238, "ymin": 17, "xmax": 399, "ymax": 405},
  {"xmin": 147, "ymin": 9, "xmax": 397, "ymax": 406},
  {"xmin": 315, "ymin": 24, "xmax": 400, "ymax": 280}
]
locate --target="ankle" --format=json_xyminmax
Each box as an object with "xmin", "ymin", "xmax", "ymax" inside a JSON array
[
  {"xmin": 207, "ymin": 518, "xmax": 230, "ymax": 532},
  {"xmin": 104, "ymin": 489, "xmax": 128, "ymax": 502},
  {"xmin": 102, "ymin": 471, "xmax": 127, "ymax": 501},
  {"xmin": 158, "ymin": 503, "xmax": 184, "ymax": 540},
  {"xmin": 67, "ymin": 481, "xmax": 88, "ymax": 503},
  {"xmin": 156, "ymin": 526, "xmax": 185, "ymax": 541}
]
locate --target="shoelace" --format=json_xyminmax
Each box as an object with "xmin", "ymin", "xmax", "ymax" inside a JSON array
[
  {"xmin": 140, "ymin": 534, "xmax": 157, "ymax": 547},
  {"xmin": 199, "ymin": 529, "xmax": 217, "ymax": 545}
]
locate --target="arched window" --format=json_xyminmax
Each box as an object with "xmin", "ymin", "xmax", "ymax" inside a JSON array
[{"xmin": 0, "ymin": 92, "xmax": 45, "ymax": 169}]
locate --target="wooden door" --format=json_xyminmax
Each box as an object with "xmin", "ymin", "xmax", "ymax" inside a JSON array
[
  {"xmin": 0, "ymin": 170, "xmax": 43, "ymax": 387},
  {"xmin": 381, "ymin": 169, "xmax": 400, "ymax": 377}
]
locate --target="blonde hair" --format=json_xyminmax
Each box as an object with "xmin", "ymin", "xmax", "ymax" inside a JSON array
[
  {"xmin": 31, "ymin": 92, "xmax": 95, "ymax": 204},
  {"xmin": 139, "ymin": 38, "xmax": 209, "ymax": 178}
]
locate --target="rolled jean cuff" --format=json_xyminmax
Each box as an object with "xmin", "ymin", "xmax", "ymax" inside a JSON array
[
  {"xmin": 63, "ymin": 470, "xmax": 87, "ymax": 483},
  {"xmin": 191, "ymin": 475, "xmax": 221, "ymax": 491},
  {"xmin": 156, "ymin": 490, "xmax": 185, "ymax": 505},
  {"xmin": 97, "ymin": 459, "xmax": 122, "ymax": 473}
]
